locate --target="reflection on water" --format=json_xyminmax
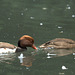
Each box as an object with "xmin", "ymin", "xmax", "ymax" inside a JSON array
[
  {"xmin": 18, "ymin": 53, "xmax": 34, "ymax": 69},
  {"xmin": 43, "ymin": 48, "xmax": 75, "ymax": 57},
  {"xmin": 0, "ymin": 53, "xmax": 16, "ymax": 64},
  {"xmin": 17, "ymin": 48, "xmax": 75, "ymax": 69},
  {"xmin": 0, "ymin": 48, "xmax": 75, "ymax": 75},
  {"xmin": 20, "ymin": 56, "xmax": 34, "ymax": 67}
]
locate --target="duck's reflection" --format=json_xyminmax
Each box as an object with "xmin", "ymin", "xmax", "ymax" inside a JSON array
[
  {"xmin": 18, "ymin": 53, "xmax": 35, "ymax": 68},
  {"xmin": 0, "ymin": 48, "xmax": 75, "ymax": 67},
  {"xmin": 21, "ymin": 56, "xmax": 34, "ymax": 67},
  {"xmin": 43, "ymin": 48, "xmax": 75, "ymax": 58},
  {"xmin": 0, "ymin": 53, "xmax": 16, "ymax": 64},
  {"xmin": 18, "ymin": 48, "xmax": 75, "ymax": 68}
]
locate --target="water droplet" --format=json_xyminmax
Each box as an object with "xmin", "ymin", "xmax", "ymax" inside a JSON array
[
  {"xmin": 72, "ymin": 15, "xmax": 75, "ymax": 17},
  {"xmin": 21, "ymin": 13, "xmax": 24, "ymax": 15},
  {"xmin": 67, "ymin": 7, "xmax": 71, "ymax": 9},
  {"xmin": 42, "ymin": 7, "xmax": 47, "ymax": 10},
  {"xmin": 25, "ymin": 8, "xmax": 28, "ymax": 11},
  {"xmin": 58, "ymin": 26, "xmax": 62, "ymax": 29},
  {"xmin": 40, "ymin": 23, "xmax": 43, "ymax": 25},
  {"xmin": 8, "ymin": 18, "xmax": 11, "ymax": 20},
  {"xmin": 30, "ymin": 17, "xmax": 34, "ymax": 19},
  {"xmin": 66, "ymin": 4, "xmax": 71, "ymax": 9},
  {"xmin": 62, "ymin": 66, "xmax": 68, "ymax": 70}
]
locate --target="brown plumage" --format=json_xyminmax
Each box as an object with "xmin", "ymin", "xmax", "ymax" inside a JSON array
[
  {"xmin": 39, "ymin": 38, "xmax": 75, "ymax": 49},
  {"xmin": 0, "ymin": 35, "xmax": 37, "ymax": 53},
  {"xmin": 18, "ymin": 35, "xmax": 37, "ymax": 50},
  {"xmin": 0, "ymin": 42, "xmax": 17, "ymax": 49}
]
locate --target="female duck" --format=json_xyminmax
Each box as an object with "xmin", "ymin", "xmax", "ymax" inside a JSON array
[
  {"xmin": 39, "ymin": 38, "xmax": 75, "ymax": 49},
  {"xmin": 0, "ymin": 35, "xmax": 37, "ymax": 53}
]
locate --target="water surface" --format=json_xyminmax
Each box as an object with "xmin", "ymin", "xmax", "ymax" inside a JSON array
[{"xmin": 0, "ymin": 0, "xmax": 75, "ymax": 75}]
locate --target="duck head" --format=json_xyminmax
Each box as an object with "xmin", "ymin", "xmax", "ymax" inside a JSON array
[{"xmin": 18, "ymin": 35, "xmax": 37, "ymax": 50}]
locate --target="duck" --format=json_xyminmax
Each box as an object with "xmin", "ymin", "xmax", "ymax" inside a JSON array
[
  {"xmin": 39, "ymin": 38, "xmax": 75, "ymax": 49},
  {"xmin": 0, "ymin": 35, "xmax": 37, "ymax": 53}
]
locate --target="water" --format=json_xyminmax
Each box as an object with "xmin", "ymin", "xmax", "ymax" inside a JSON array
[{"xmin": 0, "ymin": 0, "xmax": 75, "ymax": 75}]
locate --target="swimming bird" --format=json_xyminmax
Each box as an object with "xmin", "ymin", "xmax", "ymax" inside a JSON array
[
  {"xmin": 39, "ymin": 38, "xmax": 75, "ymax": 49},
  {"xmin": 0, "ymin": 35, "xmax": 37, "ymax": 53}
]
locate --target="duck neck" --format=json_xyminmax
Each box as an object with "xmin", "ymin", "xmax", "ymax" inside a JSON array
[{"xmin": 16, "ymin": 47, "xmax": 27, "ymax": 52}]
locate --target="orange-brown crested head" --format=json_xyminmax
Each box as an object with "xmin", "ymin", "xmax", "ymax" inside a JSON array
[{"xmin": 18, "ymin": 35, "xmax": 37, "ymax": 50}]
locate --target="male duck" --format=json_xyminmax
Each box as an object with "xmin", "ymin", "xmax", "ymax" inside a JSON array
[
  {"xmin": 0, "ymin": 35, "xmax": 37, "ymax": 53},
  {"xmin": 39, "ymin": 38, "xmax": 75, "ymax": 49}
]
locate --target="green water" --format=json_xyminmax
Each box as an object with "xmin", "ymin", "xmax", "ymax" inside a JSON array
[{"xmin": 0, "ymin": 0, "xmax": 75, "ymax": 75}]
